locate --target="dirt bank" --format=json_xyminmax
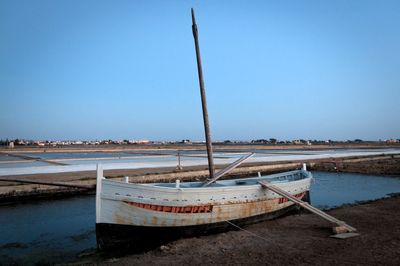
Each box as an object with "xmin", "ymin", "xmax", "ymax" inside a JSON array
[
  {"xmin": 80, "ymin": 194, "xmax": 400, "ymax": 266},
  {"xmin": 312, "ymin": 157, "xmax": 400, "ymax": 176}
]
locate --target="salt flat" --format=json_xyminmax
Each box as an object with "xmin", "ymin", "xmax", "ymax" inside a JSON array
[{"xmin": 0, "ymin": 149, "xmax": 399, "ymax": 177}]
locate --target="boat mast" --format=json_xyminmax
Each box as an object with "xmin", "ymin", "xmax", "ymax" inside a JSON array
[{"xmin": 191, "ymin": 8, "xmax": 215, "ymax": 179}]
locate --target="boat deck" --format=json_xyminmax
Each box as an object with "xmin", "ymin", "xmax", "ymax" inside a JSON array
[{"xmin": 151, "ymin": 170, "xmax": 309, "ymax": 188}]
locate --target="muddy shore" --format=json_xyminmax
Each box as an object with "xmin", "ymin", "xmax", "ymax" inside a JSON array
[
  {"xmin": 313, "ymin": 157, "xmax": 400, "ymax": 176},
  {"xmin": 74, "ymin": 194, "xmax": 400, "ymax": 266}
]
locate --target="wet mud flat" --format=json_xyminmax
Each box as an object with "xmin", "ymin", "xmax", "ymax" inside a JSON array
[{"xmin": 82, "ymin": 194, "xmax": 400, "ymax": 266}]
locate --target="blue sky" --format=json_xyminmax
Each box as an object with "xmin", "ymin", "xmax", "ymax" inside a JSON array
[{"xmin": 1, "ymin": 0, "xmax": 399, "ymax": 141}]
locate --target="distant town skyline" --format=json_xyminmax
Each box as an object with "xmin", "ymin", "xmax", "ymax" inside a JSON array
[
  {"xmin": 1, "ymin": 0, "xmax": 399, "ymax": 141},
  {"xmin": 1, "ymin": 137, "xmax": 399, "ymax": 144}
]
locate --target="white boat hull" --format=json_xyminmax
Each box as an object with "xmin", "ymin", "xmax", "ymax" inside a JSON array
[{"xmin": 96, "ymin": 168, "xmax": 312, "ymax": 251}]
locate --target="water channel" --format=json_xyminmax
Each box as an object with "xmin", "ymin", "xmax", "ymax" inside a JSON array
[{"xmin": 1, "ymin": 171, "xmax": 400, "ymax": 265}]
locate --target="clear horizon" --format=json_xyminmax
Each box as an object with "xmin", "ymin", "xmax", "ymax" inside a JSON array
[
  {"xmin": 1, "ymin": 0, "xmax": 399, "ymax": 141},
  {"xmin": 1, "ymin": 137, "xmax": 397, "ymax": 142}
]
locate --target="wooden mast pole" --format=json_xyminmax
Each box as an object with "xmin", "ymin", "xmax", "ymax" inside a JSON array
[{"xmin": 191, "ymin": 8, "xmax": 215, "ymax": 179}]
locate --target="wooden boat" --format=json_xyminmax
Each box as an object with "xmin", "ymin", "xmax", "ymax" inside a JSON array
[
  {"xmin": 95, "ymin": 9, "xmax": 313, "ymax": 251},
  {"xmin": 96, "ymin": 167, "xmax": 312, "ymax": 251}
]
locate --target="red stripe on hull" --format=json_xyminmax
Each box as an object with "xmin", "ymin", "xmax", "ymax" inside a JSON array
[
  {"xmin": 124, "ymin": 201, "xmax": 213, "ymax": 213},
  {"xmin": 278, "ymin": 192, "xmax": 306, "ymax": 204}
]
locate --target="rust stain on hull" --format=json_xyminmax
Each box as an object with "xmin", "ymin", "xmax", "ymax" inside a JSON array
[
  {"xmin": 124, "ymin": 201, "xmax": 213, "ymax": 213},
  {"xmin": 114, "ymin": 192, "xmax": 308, "ymax": 227}
]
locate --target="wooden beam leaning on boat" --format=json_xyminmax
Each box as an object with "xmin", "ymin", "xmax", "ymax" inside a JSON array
[
  {"xmin": 258, "ymin": 166, "xmax": 359, "ymax": 239},
  {"xmin": 202, "ymin": 153, "xmax": 255, "ymax": 187}
]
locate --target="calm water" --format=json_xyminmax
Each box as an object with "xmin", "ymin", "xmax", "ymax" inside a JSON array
[
  {"xmin": 1, "ymin": 172, "xmax": 400, "ymax": 265},
  {"xmin": 0, "ymin": 196, "xmax": 95, "ymax": 265},
  {"xmin": 2, "ymin": 149, "xmax": 399, "ymax": 169},
  {"xmin": 310, "ymin": 172, "xmax": 400, "ymax": 208}
]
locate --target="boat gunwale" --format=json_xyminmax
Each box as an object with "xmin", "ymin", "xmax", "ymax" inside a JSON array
[{"xmin": 101, "ymin": 169, "xmax": 312, "ymax": 194}]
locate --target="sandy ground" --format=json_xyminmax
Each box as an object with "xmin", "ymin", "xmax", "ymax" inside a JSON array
[{"xmin": 78, "ymin": 194, "xmax": 400, "ymax": 266}]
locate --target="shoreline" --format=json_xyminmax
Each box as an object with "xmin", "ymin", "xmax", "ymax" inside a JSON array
[{"xmin": 74, "ymin": 193, "xmax": 400, "ymax": 266}]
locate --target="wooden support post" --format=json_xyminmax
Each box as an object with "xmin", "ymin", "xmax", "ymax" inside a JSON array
[
  {"xmin": 96, "ymin": 164, "xmax": 103, "ymax": 223},
  {"xmin": 259, "ymin": 180, "xmax": 358, "ymax": 236},
  {"xmin": 176, "ymin": 151, "xmax": 183, "ymax": 170}
]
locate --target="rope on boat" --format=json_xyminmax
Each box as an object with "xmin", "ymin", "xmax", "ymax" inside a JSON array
[{"xmin": 224, "ymin": 220, "xmax": 272, "ymax": 243}]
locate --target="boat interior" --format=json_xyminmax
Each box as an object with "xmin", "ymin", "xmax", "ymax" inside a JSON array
[{"xmin": 149, "ymin": 169, "xmax": 310, "ymax": 188}]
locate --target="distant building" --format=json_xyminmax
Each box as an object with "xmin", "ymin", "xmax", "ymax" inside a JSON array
[{"xmin": 9, "ymin": 142, "xmax": 14, "ymax": 148}]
